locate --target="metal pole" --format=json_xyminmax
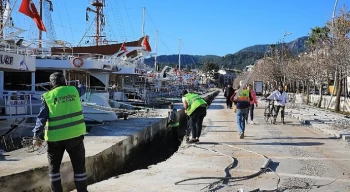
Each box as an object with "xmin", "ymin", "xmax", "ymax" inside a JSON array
[
  {"xmin": 0, "ymin": 0, "xmax": 19, "ymax": 38},
  {"xmin": 282, "ymin": 31, "xmax": 291, "ymax": 84},
  {"xmin": 327, "ymin": 0, "xmax": 339, "ymax": 109},
  {"xmin": 154, "ymin": 30, "xmax": 158, "ymax": 70},
  {"xmin": 142, "ymin": 7, "xmax": 145, "ymax": 37},
  {"xmin": 39, "ymin": 0, "xmax": 43, "ymax": 48},
  {"xmin": 95, "ymin": 0, "xmax": 100, "ymax": 46},
  {"xmin": 0, "ymin": 0, "xmax": 3, "ymax": 38},
  {"xmin": 178, "ymin": 39, "xmax": 181, "ymax": 71}
]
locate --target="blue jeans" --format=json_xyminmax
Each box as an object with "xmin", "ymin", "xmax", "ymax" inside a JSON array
[{"xmin": 236, "ymin": 109, "xmax": 248, "ymax": 133}]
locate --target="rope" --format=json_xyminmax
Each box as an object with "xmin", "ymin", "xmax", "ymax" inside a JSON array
[
  {"xmin": 122, "ymin": 0, "xmax": 135, "ymax": 39},
  {"xmin": 63, "ymin": 0, "xmax": 75, "ymax": 43},
  {"xmin": 77, "ymin": 11, "xmax": 96, "ymax": 46}
]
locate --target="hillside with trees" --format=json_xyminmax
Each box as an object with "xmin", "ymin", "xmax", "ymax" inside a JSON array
[{"xmin": 144, "ymin": 36, "xmax": 308, "ymax": 70}]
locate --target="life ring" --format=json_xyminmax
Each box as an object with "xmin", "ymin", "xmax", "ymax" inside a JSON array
[
  {"xmin": 72, "ymin": 57, "xmax": 84, "ymax": 68},
  {"xmin": 103, "ymin": 39, "xmax": 108, "ymax": 44}
]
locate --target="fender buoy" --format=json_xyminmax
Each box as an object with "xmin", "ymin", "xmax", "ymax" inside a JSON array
[{"xmin": 72, "ymin": 57, "xmax": 84, "ymax": 68}]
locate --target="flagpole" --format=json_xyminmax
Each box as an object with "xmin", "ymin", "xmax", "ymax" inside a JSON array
[
  {"xmin": 154, "ymin": 30, "xmax": 158, "ymax": 70},
  {"xmin": 0, "ymin": 0, "xmax": 19, "ymax": 39}
]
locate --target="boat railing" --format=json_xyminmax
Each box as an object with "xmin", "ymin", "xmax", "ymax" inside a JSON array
[
  {"xmin": 0, "ymin": 92, "xmax": 42, "ymax": 119},
  {"xmin": 0, "ymin": 43, "xmax": 33, "ymax": 56}
]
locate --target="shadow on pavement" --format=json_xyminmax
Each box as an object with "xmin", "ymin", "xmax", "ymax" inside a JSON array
[
  {"xmin": 268, "ymin": 161, "xmax": 280, "ymax": 172},
  {"xmin": 0, "ymin": 154, "xmax": 19, "ymax": 161},
  {"xmin": 208, "ymin": 105, "xmax": 225, "ymax": 110},
  {"xmin": 206, "ymin": 126, "xmax": 227, "ymax": 128},
  {"xmin": 252, "ymin": 136, "xmax": 337, "ymax": 140},
  {"xmin": 221, "ymin": 141, "xmax": 325, "ymax": 146},
  {"xmin": 206, "ymin": 130, "xmax": 237, "ymax": 133},
  {"xmin": 210, "ymin": 121, "xmax": 235, "ymax": 123}
]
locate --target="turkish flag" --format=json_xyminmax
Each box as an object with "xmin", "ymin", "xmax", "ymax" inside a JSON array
[
  {"xmin": 142, "ymin": 36, "xmax": 152, "ymax": 52},
  {"xmin": 121, "ymin": 42, "xmax": 127, "ymax": 53},
  {"xmin": 19, "ymin": 0, "xmax": 46, "ymax": 31}
]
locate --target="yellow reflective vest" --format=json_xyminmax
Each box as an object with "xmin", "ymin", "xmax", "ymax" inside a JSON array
[{"xmin": 42, "ymin": 86, "xmax": 86, "ymax": 142}]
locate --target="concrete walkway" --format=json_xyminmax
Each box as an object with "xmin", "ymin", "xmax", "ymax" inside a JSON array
[{"xmin": 81, "ymin": 93, "xmax": 350, "ymax": 192}]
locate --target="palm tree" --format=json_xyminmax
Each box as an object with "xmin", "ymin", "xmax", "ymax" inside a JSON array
[{"xmin": 305, "ymin": 26, "xmax": 330, "ymax": 107}]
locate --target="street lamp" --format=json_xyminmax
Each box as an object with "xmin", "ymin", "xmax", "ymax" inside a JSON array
[{"xmin": 281, "ymin": 31, "xmax": 292, "ymax": 84}]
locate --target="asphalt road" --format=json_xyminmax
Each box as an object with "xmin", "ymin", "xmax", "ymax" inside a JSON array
[{"xmin": 79, "ymin": 93, "xmax": 350, "ymax": 192}]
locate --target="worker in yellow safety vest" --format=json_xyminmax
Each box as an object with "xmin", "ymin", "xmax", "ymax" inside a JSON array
[
  {"xmin": 182, "ymin": 90, "xmax": 207, "ymax": 143},
  {"xmin": 167, "ymin": 104, "xmax": 180, "ymax": 146},
  {"xmin": 230, "ymin": 81, "xmax": 253, "ymax": 139},
  {"xmin": 32, "ymin": 72, "xmax": 88, "ymax": 192}
]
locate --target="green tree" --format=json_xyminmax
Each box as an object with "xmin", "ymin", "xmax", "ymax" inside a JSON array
[
  {"xmin": 202, "ymin": 62, "xmax": 219, "ymax": 73},
  {"xmin": 327, "ymin": 6, "xmax": 350, "ymax": 112}
]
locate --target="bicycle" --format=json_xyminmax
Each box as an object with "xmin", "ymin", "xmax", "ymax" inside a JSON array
[{"xmin": 262, "ymin": 98, "xmax": 281, "ymax": 124}]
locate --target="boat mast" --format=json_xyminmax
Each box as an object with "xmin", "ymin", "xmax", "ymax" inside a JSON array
[
  {"xmin": 87, "ymin": 0, "xmax": 104, "ymax": 46},
  {"xmin": 0, "ymin": 0, "xmax": 3, "ymax": 38},
  {"xmin": 178, "ymin": 39, "xmax": 181, "ymax": 71},
  {"xmin": 39, "ymin": 0, "xmax": 42, "ymax": 48},
  {"xmin": 142, "ymin": 7, "xmax": 145, "ymax": 37},
  {"xmin": 154, "ymin": 30, "xmax": 158, "ymax": 70}
]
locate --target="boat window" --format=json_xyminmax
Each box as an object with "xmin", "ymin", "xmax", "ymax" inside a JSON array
[
  {"xmin": 4, "ymin": 71, "xmax": 32, "ymax": 91},
  {"xmin": 35, "ymin": 70, "xmax": 63, "ymax": 91},
  {"xmin": 90, "ymin": 75, "xmax": 105, "ymax": 91}
]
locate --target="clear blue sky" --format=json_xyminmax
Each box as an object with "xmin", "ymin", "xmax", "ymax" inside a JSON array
[{"xmin": 11, "ymin": 0, "xmax": 347, "ymax": 56}]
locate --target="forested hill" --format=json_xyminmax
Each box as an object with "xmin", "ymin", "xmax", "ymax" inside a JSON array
[{"xmin": 143, "ymin": 36, "xmax": 308, "ymax": 70}]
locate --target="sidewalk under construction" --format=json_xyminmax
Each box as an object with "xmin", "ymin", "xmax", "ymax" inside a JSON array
[{"xmin": 80, "ymin": 93, "xmax": 350, "ymax": 192}]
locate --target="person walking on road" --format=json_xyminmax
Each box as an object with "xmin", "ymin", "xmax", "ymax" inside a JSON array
[
  {"xmin": 32, "ymin": 72, "xmax": 88, "ymax": 192},
  {"xmin": 246, "ymin": 84, "xmax": 258, "ymax": 124},
  {"xmin": 224, "ymin": 84, "xmax": 234, "ymax": 109},
  {"xmin": 182, "ymin": 90, "xmax": 207, "ymax": 143},
  {"xmin": 267, "ymin": 84, "xmax": 289, "ymax": 124},
  {"xmin": 230, "ymin": 81, "xmax": 253, "ymax": 139}
]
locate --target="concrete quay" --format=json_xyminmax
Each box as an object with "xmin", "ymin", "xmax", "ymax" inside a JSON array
[
  {"xmin": 77, "ymin": 93, "xmax": 350, "ymax": 192},
  {"xmin": 0, "ymin": 91, "xmax": 219, "ymax": 192}
]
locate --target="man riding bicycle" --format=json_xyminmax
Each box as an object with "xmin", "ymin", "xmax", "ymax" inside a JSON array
[{"xmin": 267, "ymin": 84, "xmax": 288, "ymax": 124}]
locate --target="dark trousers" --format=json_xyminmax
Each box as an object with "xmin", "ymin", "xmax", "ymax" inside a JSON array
[
  {"xmin": 171, "ymin": 126, "xmax": 179, "ymax": 146},
  {"xmin": 246, "ymin": 104, "xmax": 255, "ymax": 121},
  {"xmin": 186, "ymin": 116, "xmax": 191, "ymax": 137},
  {"xmin": 226, "ymin": 97, "xmax": 233, "ymax": 108},
  {"xmin": 47, "ymin": 135, "xmax": 87, "ymax": 192},
  {"xmin": 274, "ymin": 105, "xmax": 285, "ymax": 120},
  {"xmin": 189, "ymin": 107, "xmax": 207, "ymax": 138}
]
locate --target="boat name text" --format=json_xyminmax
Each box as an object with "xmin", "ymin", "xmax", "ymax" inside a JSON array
[{"xmin": 0, "ymin": 54, "xmax": 14, "ymax": 65}]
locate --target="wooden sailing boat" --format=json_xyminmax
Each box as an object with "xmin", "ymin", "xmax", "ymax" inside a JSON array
[{"xmin": 48, "ymin": 0, "xmax": 151, "ymax": 58}]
